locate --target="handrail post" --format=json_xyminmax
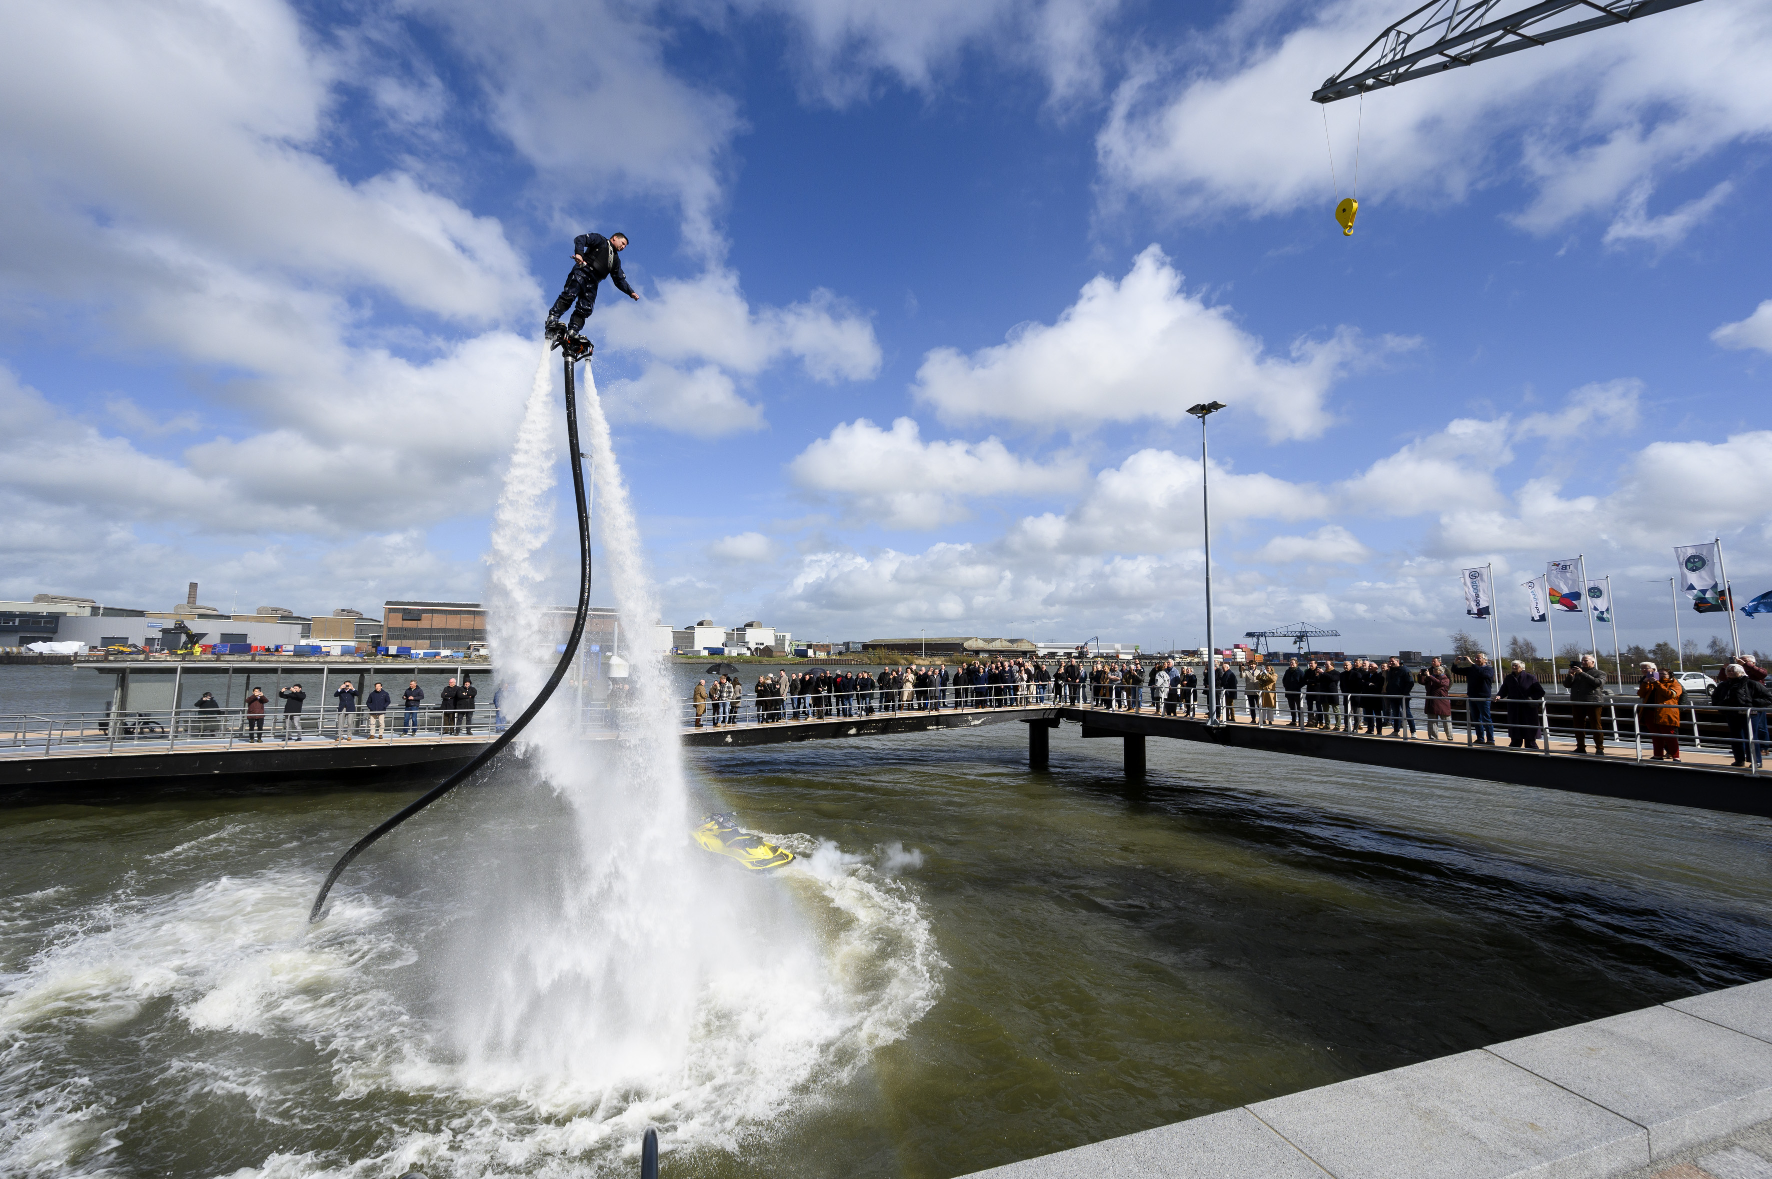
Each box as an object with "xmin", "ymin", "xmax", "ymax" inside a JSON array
[
  {"xmin": 1539, "ymin": 698, "xmax": 1550, "ymax": 755},
  {"xmin": 1633, "ymin": 703, "xmax": 1642, "ymax": 761}
]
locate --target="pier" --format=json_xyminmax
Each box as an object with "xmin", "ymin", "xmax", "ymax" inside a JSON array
[{"xmin": 5, "ymin": 685, "xmax": 1767, "ymax": 818}]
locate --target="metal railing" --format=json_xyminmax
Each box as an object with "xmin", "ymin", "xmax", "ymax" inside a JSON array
[
  {"xmin": 0, "ymin": 703, "xmax": 524, "ymax": 756},
  {"xmin": 4, "ymin": 680, "xmax": 1763, "ymax": 774}
]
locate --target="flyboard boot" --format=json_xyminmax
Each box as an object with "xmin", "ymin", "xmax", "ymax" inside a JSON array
[{"xmin": 545, "ymin": 315, "xmax": 594, "ymax": 361}]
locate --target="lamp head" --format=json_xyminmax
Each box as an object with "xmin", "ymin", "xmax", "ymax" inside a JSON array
[{"xmin": 1186, "ymin": 401, "xmax": 1227, "ymax": 419}]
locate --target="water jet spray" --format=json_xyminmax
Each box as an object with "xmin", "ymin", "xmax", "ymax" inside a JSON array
[{"xmin": 308, "ymin": 348, "xmax": 595, "ymax": 923}]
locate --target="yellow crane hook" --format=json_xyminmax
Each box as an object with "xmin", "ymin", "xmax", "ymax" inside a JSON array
[{"xmin": 1335, "ymin": 197, "xmax": 1358, "ymax": 236}]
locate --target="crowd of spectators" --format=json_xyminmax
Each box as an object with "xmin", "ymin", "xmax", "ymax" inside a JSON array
[{"xmin": 676, "ymin": 651, "xmax": 1771, "ymax": 769}]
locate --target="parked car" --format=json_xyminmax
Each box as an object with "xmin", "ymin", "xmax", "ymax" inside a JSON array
[{"xmin": 1673, "ymin": 670, "xmax": 1716, "ymax": 699}]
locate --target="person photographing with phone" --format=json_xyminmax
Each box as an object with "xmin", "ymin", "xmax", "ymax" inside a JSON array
[{"xmin": 1636, "ymin": 662, "xmax": 1684, "ymax": 761}]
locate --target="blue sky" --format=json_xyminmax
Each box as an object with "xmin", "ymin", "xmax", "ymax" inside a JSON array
[{"xmin": 2, "ymin": 0, "xmax": 1769, "ymax": 655}]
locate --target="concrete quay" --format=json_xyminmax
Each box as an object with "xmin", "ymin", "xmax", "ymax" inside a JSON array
[{"xmin": 960, "ymin": 979, "xmax": 1772, "ymax": 1179}]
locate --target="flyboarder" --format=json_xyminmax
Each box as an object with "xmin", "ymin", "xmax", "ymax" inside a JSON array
[{"xmin": 544, "ymin": 231, "xmax": 639, "ymax": 357}]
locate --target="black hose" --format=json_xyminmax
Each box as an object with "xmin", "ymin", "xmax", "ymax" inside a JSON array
[
  {"xmin": 640, "ymin": 1128, "xmax": 659, "ymax": 1179},
  {"xmin": 309, "ymin": 351, "xmax": 595, "ymax": 923}
]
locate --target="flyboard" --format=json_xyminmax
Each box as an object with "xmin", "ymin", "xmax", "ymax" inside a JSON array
[{"xmin": 307, "ymin": 337, "xmax": 596, "ymax": 922}]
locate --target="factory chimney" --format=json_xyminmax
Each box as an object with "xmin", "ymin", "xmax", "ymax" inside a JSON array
[{"xmin": 187, "ymin": 582, "xmax": 199, "ymax": 607}]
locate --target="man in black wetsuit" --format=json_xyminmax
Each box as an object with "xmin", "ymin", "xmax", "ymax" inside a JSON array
[{"xmin": 544, "ymin": 232, "xmax": 639, "ymax": 342}]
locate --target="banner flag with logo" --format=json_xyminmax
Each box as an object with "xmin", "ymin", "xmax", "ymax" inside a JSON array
[
  {"xmin": 1743, "ymin": 590, "xmax": 1772, "ymax": 619},
  {"xmin": 1547, "ymin": 559, "xmax": 1584, "ymax": 612},
  {"xmin": 1585, "ymin": 579, "xmax": 1611, "ymax": 623},
  {"xmin": 1676, "ymin": 542, "xmax": 1726, "ymax": 612},
  {"xmin": 1522, "ymin": 575, "xmax": 1548, "ymax": 623},
  {"xmin": 1461, "ymin": 567, "xmax": 1494, "ymax": 619}
]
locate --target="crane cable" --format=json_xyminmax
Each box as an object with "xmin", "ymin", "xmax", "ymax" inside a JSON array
[{"xmin": 308, "ymin": 350, "xmax": 595, "ymax": 924}]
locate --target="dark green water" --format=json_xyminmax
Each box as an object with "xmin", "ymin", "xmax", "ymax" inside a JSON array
[{"xmin": 4, "ymin": 720, "xmax": 1770, "ymax": 1178}]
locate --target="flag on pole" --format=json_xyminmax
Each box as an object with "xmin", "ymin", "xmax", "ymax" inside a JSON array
[
  {"xmin": 1743, "ymin": 590, "xmax": 1772, "ymax": 619},
  {"xmin": 1547, "ymin": 559, "xmax": 1584, "ymax": 612},
  {"xmin": 1461, "ymin": 567, "xmax": 1494, "ymax": 618},
  {"xmin": 1522, "ymin": 575, "xmax": 1548, "ymax": 623},
  {"xmin": 1585, "ymin": 579, "xmax": 1611, "ymax": 622},
  {"xmin": 1676, "ymin": 542, "xmax": 1726, "ymax": 611}
]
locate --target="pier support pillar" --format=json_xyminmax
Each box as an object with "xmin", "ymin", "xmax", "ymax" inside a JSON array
[
  {"xmin": 1025, "ymin": 717, "xmax": 1056, "ymax": 770},
  {"xmin": 1123, "ymin": 733, "xmax": 1146, "ymax": 776}
]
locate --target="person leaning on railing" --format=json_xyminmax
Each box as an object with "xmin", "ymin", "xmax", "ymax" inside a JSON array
[
  {"xmin": 1635, "ymin": 662, "xmax": 1683, "ymax": 762},
  {"xmin": 1712, "ymin": 664, "xmax": 1772, "ymax": 768},
  {"xmin": 1561, "ymin": 655, "xmax": 1609, "ymax": 756}
]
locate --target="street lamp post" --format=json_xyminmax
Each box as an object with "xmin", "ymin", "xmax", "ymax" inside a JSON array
[{"xmin": 1187, "ymin": 401, "xmax": 1227, "ymax": 726}]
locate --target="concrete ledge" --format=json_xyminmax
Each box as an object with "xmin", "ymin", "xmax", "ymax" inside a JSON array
[
  {"xmin": 1488, "ymin": 1007, "xmax": 1772, "ymax": 1159},
  {"xmin": 955, "ymin": 979, "xmax": 1772, "ymax": 1179},
  {"xmin": 964, "ymin": 1108, "xmax": 1330, "ymax": 1179},
  {"xmin": 1251, "ymin": 1049, "xmax": 1644, "ymax": 1179}
]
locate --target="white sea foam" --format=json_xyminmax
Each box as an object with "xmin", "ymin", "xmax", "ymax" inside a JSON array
[{"xmin": 0, "ymin": 347, "xmax": 943, "ymax": 1179}]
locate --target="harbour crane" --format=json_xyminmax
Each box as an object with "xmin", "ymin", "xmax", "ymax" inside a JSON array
[
  {"xmin": 1244, "ymin": 623, "xmax": 1342, "ymax": 655},
  {"xmin": 1313, "ymin": 0, "xmax": 1708, "ymax": 104}
]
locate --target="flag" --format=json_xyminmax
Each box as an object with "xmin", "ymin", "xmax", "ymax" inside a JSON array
[
  {"xmin": 1461, "ymin": 567, "xmax": 1493, "ymax": 618},
  {"xmin": 1547, "ymin": 559, "xmax": 1584, "ymax": 612},
  {"xmin": 1696, "ymin": 585, "xmax": 1734, "ymax": 615},
  {"xmin": 1522, "ymin": 575, "xmax": 1548, "ymax": 623},
  {"xmin": 1743, "ymin": 591, "xmax": 1772, "ymax": 619},
  {"xmin": 1585, "ymin": 579, "xmax": 1610, "ymax": 623},
  {"xmin": 1676, "ymin": 542, "xmax": 1725, "ymax": 611}
]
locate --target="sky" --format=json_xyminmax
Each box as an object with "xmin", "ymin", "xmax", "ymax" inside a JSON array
[{"xmin": 2, "ymin": 0, "xmax": 1770, "ymax": 656}]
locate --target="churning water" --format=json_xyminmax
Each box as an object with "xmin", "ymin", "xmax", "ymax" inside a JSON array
[{"xmin": 0, "ymin": 350, "xmax": 940, "ymax": 1178}]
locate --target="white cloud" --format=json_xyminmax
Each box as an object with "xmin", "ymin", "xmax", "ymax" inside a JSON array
[
  {"xmin": 606, "ymin": 270, "xmax": 880, "ymax": 383},
  {"xmin": 1096, "ymin": 0, "xmax": 1772, "ymax": 240},
  {"xmin": 1003, "ymin": 448, "xmax": 1330, "ymax": 556},
  {"xmin": 602, "ymin": 363, "xmax": 766, "ymax": 438},
  {"xmin": 418, "ymin": 0, "xmax": 742, "ymax": 257},
  {"xmin": 1247, "ymin": 525, "xmax": 1371, "ymax": 564},
  {"xmin": 789, "ymin": 417, "xmax": 1086, "ymax": 528},
  {"xmin": 0, "ymin": 0, "xmax": 535, "ymax": 324},
  {"xmin": 709, "ymin": 532, "xmax": 774, "ymax": 562},
  {"xmin": 1514, "ymin": 379, "xmax": 1642, "ymax": 441},
  {"xmin": 912, "ymin": 246, "xmax": 1406, "ymax": 441},
  {"xmin": 1713, "ymin": 300, "xmax": 1772, "ymax": 354},
  {"xmin": 736, "ymin": 0, "xmax": 1121, "ymax": 108},
  {"xmin": 1603, "ymin": 181, "xmax": 1733, "ymax": 249}
]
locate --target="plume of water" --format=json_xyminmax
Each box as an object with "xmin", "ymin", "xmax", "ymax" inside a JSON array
[{"xmin": 428, "ymin": 349, "xmax": 942, "ymax": 1169}]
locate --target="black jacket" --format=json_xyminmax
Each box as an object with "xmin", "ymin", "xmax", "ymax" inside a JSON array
[
  {"xmin": 1562, "ymin": 665, "xmax": 1607, "ymax": 702},
  {"xmin": 278, "ymin": 687, "xmax": 306, "ymax": 714},
  {"xmin": 402, "ymin": 685, "xmax": 424, "ymax": 707},
  {"xmin": 1215, "ymin": 667, "xmax": 1238, "ymax": 690},
  {"xmin": 1712, "ymin": 677, "xmax": 1772, "ymax": 710},
  {"xmin": 367, "ymin": 689, "xmax": 392, "ymax": 712},
  {"xmin": 1282, "ymin": 667, "xmax": 1307, "ymax": 692},
  {"xmin": 193, "ymin": 695, "xmax": 221, "ymax": 712},
  {"xmin": 1383, "ymin": 666, "xmax": 1414, "ymax": 698},
  {"xmin": 572, "ymin": 233, "xmax": 636, "ymax": 297}
]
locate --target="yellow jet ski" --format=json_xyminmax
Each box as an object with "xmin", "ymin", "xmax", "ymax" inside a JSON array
[{"xmin": 693, "ymin": 814, "xmax": 795, "ymax": 870}]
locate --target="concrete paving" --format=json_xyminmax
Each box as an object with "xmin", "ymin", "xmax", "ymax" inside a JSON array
[{"xmin": 954, "ymin": 979, "xmax": 1772, "ymax": 1179}]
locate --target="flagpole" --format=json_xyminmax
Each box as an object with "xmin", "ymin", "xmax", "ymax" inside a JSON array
[
  {"xmin": 1669, "ymin": 576, "xmax": 1684, "ymax": 673},
  {"xmin": 1544, "ymin": 563, "xmax": 1557, "ymax": 682},
  {"xmin": 1578, "ymin": 554, "xmax": 1600, "ymax": 662},
  {"xmin": 1715, "ymin": 537, "xmax": 1741, "ymax": 659},
  {"xmin": 1488, "ymin": 562, "xmax": 1500, "ymax": 660},
  {"xmin": 1606, "ymin": 576, "xmax": 1621, "ymax": 687}
]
